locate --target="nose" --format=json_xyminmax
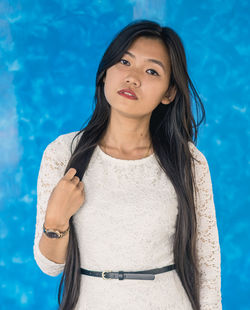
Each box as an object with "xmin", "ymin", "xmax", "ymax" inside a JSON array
[{"xmin": 125, "ymin": 74, "xmax": 141, "ymax": 87}]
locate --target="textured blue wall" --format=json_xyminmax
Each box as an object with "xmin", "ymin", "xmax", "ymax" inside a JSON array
[{"xmin": 0, "ymin": 0, "xmax": 249, "ymax": 309}]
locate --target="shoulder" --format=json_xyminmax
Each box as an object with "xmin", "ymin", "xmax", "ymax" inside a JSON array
[
  {"xmin": 43, "ymin": 130, "xmax": 82, "ymax": 161},
  {"xmin": 187, "ymin": 141, "xmax": 212, "ymax": 186},
  {"xmin": 188, "ymin": 141, "xmax": 208, "ymax": 165},
  {"xmin": 46, "ymin": 130, "xmax": 81, "ymax": 150}
]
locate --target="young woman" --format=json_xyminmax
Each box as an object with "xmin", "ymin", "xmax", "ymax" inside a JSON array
[{"xmin": 33, "ymin": 19, "xmax": 222, "ymax": 310}]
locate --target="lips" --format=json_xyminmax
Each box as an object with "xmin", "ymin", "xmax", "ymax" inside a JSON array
[{"xmin": 118, "ymin": 88, "xmax": 138, "ymax": 99}]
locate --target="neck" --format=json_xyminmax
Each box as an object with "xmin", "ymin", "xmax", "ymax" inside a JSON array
[{"xmin": 100, "ymin": 111, "xmax": 152, "ymax": 153}]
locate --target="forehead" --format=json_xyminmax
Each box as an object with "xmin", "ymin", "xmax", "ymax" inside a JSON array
[{"xmin": 127, "ymin": 36, "xmax": 170, "ymax": 64}]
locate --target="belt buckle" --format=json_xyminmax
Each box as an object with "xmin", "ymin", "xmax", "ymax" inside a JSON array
[{"xmin": 102, "ymin": 270, "xmax": 112, "ymax": 280}]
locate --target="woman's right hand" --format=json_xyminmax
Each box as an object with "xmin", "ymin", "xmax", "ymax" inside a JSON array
[{"xmin": 44, "ymin": 168, "xmax": 85, "ymax": 229}]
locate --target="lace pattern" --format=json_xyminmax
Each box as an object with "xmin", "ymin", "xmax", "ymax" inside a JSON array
[
  {"xmin": 33, "ymin": 132, "xmax": 79, "ymax": 276},
  {"xmin": 33, "ymin": 132, "xmax": 222, "ymax": 309},
  {"xmin": 189, "ymin": 142, "xmax": 222, "ymax": 309}
]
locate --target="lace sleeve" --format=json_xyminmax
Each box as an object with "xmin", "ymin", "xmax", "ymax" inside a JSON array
[
  {"xmin": 33, "ymin": 134, "xmax": 72, "ymax": 276},
  {"xmin": 189, "ymin": 142, "xmax": 222, "ymax": 310}
]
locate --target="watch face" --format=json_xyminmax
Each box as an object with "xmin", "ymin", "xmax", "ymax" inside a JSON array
[{"xmin": 47, "ymin": 231, "xmax": 60, "ymax": 238}]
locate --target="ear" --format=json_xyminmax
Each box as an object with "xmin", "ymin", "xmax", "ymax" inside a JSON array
[{"xmin": 161, "ymin": 86, "xmax": 177, "ymax": 105}]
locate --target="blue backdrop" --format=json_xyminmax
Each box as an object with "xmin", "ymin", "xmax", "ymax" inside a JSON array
[{"xmin": 1, "ymin": 0, "xmax": 249, "ymax": 309}]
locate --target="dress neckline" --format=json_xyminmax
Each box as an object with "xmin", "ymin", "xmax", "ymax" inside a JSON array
[{"xmin": 96, "ymin": 144, "xmax": 155, "ymax": 164}]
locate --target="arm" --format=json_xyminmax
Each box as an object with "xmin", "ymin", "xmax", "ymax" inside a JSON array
[
  {"xmin": 189, "ymin": 142, "xmax": 222, "ymax": 309},
  {"xmin": 33, "ymin": 135, "xmax": 71, "ymax": 276}
]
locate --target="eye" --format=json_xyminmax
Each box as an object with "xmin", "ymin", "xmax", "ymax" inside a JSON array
[
  {"xmin": 120, "ymin": 58, "xmax": 130, "ymax": 65},
  {"xmin": 146, "ymin": 69, "xmax": 159, "ymax": 76}
]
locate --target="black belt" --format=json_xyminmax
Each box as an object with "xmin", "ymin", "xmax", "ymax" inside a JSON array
[{"xmin": 80, "ymin": 264, "xmax": 176, "ymax": 280}]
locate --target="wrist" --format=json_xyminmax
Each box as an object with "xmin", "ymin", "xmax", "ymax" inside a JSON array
[{"xmin": 44, "ymin": 217, "xmax": 69, "ymax": 231}]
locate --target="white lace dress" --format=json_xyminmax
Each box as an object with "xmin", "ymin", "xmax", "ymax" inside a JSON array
[{"xmin": 33, "ymin": 131, "xmax": 222, "ymax": 310}]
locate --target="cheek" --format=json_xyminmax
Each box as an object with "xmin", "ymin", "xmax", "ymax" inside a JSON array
[
  {"xmin": 103, "ymin": 78, "xmax": 116, "ymax": 102},
  {"xmin": 103, "ymin": 83, "xmax": 110, "ymax": 101},
  {"xmin": 144, "ymin": 83, "xmax": 166, "ymax": 99},
  {"xmin": 104, "ymin": 72, "xmax": 117, "ymax": 89},
  {"xmin": 154, "ymin": 83, "xmax": 168, "ymax": 98},
  {"xmin": 104, "ymin": 70, "xmax": 121, "ymax": 95}
]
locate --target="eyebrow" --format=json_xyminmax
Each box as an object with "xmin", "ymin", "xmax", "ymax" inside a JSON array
[{"xmin": 124, "ymin": 51, "xmax": 166, "ymax": 72}]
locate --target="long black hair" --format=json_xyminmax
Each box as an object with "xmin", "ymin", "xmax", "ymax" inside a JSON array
[{"xmin": 57, "ymin": 19, "xmax": 205, "ymax": 310}]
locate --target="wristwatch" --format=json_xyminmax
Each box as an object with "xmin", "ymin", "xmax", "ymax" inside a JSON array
[{"xmin": 43, "ymin": 222, "xmax": 70, "ymax": 239}]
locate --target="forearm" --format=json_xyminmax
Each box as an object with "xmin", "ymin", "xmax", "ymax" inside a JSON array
[{"xmin": 39, "ymin": 219, "xmax": 70, "ymax": 264}]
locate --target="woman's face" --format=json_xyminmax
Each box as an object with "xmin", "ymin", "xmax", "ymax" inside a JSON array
[{"xmin": 103, "ymin": 36, "xmax": 174, "ymax": 118}]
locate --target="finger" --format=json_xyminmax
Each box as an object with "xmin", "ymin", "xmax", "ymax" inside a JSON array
[
  {"xmin": 63, "ymin": 168, "xmax": 77, "ymax": 180},
  {"xmin": 78, "ymin": 181, "xmax": 84, "ymax": 191},
  {"xmin": 71, "ymin": 176, "xmax": 80, "ymax": 185}
]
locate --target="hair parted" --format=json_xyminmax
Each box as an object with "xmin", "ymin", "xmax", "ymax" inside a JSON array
[{"xmin": 57, "ymin": 19, "xmax": 205, "ymax": 310}]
